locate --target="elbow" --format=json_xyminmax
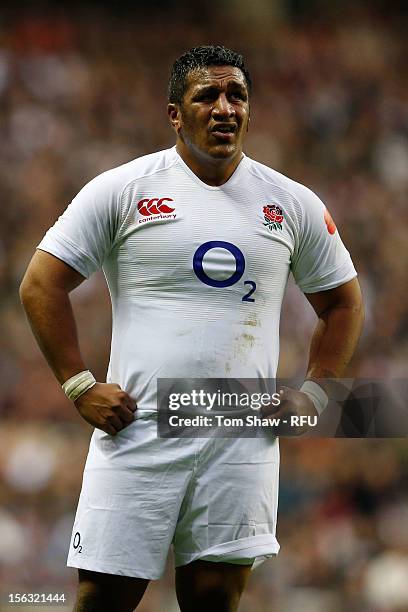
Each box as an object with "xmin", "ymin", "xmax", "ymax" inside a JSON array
[
  {"xmin": 347, "ymin": 296, "xmax": 365, "ymax": 337},
  {"xmin": 353, "ymin": 289, "xmax": 365, "ymax": 322},
  {"xmin": 19, "ymin": 273, "xmax": 28, "ymax": 303},
  {"xmin": 19, "ymin": 273, "xmax": 40, "ymax": 308},
  {"xmin": 343, "ymin": 282, "xmax": 365, "ymax": 330},
  {"xmin": 19, "ymin": 277, "xmax": 31, "ymax": 309},
  {"xmin": 358, "ymin": 300, "xmax": 365, "ymax": 333}
]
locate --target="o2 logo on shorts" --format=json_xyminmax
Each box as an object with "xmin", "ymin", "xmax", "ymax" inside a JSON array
[
  {"xmin": 193, "ymin": 241, "xmax": 256, "ymax": 302},
  {"xmin": 73, "ymin": 532, "xmax": 82, "ymax": 553}
]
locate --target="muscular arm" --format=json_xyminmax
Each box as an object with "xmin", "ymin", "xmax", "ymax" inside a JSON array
[
  {"xmin": 267, "ymin": 277, "xmax": 364, "ymax": 435},
  {"xmin": 305, "ymin": 276, "xmax": 364, "ymax": 381},
  {"xmin": 20, "ymin": 250, "xmax": 136, "ymax": 434},
  {"xmin": 20, "ymin": 250, "xmax": 88, "ymax": 384}
]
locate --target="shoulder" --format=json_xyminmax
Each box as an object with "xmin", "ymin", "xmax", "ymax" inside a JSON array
[
  {"xmin": 77, "ymin": 147, "xmax": 178, "ymax": 200},
  {"xmin": 244, "ymin": 156, "xmax": 323, "ymax": 212}
]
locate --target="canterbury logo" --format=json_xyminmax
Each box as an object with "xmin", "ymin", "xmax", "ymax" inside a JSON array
[{"xmin": 137, "ymin": 197, "xmax": 175, "ymax": 216}]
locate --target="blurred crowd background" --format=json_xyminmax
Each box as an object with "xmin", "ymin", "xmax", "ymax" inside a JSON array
[{"xmin": 1, "ymin": 0, "xmax": 407, "ymax": 610}]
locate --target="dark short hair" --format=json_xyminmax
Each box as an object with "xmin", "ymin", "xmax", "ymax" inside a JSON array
[{"xmin": 168, "ymin": 45, "xmax": 252, "ymax": 104}]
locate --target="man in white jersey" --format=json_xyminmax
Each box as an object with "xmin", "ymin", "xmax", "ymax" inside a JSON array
[{"xmin": 20, "ymin": 46, "xmax": 364, "ymax": 611}]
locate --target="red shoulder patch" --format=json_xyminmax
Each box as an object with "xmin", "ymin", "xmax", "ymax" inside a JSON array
[{"xmin": 324, "ymin": 207, "xmax": 337, "ymax": 235}]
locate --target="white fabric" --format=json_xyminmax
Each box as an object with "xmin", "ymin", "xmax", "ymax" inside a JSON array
[
  {"xmin": 39, "ymin": 146, "xmax": 356, "ymax": 577},
  {"xmin": 38, "ymin": 146, "xmax": 356, "ymax": 415},
  {"xmin": 67, "ymin": 417, "xmax": 280, "ymax": 579}
]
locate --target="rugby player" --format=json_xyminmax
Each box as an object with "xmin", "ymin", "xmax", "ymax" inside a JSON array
[{"xmin": 20, "ymin": 45, "xmax": 364, "ymax": 612}]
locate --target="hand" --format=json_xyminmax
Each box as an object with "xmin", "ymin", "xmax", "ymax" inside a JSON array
[
  {"xmin": 74, "ymin": 382, "xmax": 137, "ymax": 435},
  {"xmin": 261, "ymin": 386, "xmax": 318, "ymax": 436}
]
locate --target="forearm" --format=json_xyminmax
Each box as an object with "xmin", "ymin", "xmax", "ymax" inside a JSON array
[
  {"xmin": 20, "ymin": 283, "xmax": 87, "ymax": 384},
  {"xmin": 306, "ymin": 303, "xmax": 364, "ymax": 380}
]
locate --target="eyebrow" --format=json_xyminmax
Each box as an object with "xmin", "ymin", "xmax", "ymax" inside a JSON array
[{"xmin": 193, "ymin": 82, "xmax": 247, "ymax": 96}]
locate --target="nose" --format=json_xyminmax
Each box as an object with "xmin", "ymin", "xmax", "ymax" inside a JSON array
[{"xmin": 212, "ymin": 93, "xmax": 235, "ymax": 119}]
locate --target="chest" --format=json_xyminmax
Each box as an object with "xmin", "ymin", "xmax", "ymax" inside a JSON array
[{"xmin": 106, "ymin": 174, "xmax": 296, "ymax": 306}]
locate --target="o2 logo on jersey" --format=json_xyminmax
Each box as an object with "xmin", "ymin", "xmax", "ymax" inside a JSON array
[{"xmin": 193, "ymin": 241, "xmax": 256, "ymax": 302}]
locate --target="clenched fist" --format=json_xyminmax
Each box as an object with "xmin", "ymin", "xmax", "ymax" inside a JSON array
[
  {"xmin": 74, "ymin": 382, "xmax": 137, "ymax": 435},
  {"xmin": 261, "ymin": 386, "xmax": 318, "ymax": 436}
]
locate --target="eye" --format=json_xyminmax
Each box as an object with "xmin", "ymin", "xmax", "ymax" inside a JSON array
[
  {"xmin": 230, "ymin": 91, "xmax": 247, "ymax": 101},
  {"xmin": 194, "ymin": 90, "xmax": 218, "ymax": 102}
]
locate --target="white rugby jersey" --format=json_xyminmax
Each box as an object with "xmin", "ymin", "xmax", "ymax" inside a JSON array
[{"xmin": 38, "ymin": 146, "xmax": 356, "ymax": 412}]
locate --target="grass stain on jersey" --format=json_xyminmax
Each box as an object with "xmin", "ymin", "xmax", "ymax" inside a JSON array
[
  {"xmin": 243, "ymin": 313, "xmax": 260, "ymax": 328},
  {"xmin": 232, "ymin": 331, "xmax": 258, "ymax": 362},
  {"xmin": 242, "ymin": 333, "xmax": 256, "ymax": 348}
]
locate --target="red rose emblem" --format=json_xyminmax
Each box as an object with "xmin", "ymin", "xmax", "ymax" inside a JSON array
[{"xmin": 263, "ymin": 205, "xmax": 284, "ymax": 225}]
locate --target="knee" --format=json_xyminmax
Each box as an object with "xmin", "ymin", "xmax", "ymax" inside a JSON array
[
  {"xmin": 74, "ymin": 576, "xmax": 118, "ymax": 612},
  {"xmin": 74, "ymin": 581, "xmax": 103, "ymax": 612},
  {"xmin": 178, "ymin": 569, "xmax": 243, "ymax": 612},
  {"xmin": 74, "ymin": 569, "xmax": 148, "ymax": 612},
  {"xmin": 200, "ymin": 587, "xmax": 237, "ymax": 611}
]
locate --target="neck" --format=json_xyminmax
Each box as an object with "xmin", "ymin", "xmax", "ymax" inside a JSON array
[{"xmin": 176, "ymin": 140, "xmax": 243, "ymax": 186}]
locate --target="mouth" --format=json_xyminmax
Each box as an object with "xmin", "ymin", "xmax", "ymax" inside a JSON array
[{"xmin": 210, "ymin": 123, "xmax": 237, "ymax": 141}]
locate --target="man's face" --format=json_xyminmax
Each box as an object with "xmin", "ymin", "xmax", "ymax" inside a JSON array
[{"xmin": 170, "ymin": 65, "xmax": 250, "ymax": 160}]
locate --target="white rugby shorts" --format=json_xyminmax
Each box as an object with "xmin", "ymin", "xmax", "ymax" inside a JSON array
[{"xmin": 67, "ymin": 415, "xmax": 280, "ymax": 580}]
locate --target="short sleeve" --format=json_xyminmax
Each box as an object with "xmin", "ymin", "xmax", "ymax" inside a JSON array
[
  {"xmin": 37, "ymin": 171, "xmax": 122, "ymax": 278},
  {"xmin": 291, "ymin": 187, "xmax": 357, "ymax": 293}
]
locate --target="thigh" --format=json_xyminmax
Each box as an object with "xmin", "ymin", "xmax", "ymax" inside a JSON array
[
  {"xmin": 68, "ymin": 418, "xmax": 197, "ymax": 580},
  {"xmin": 74, "ymin": 569, "xmax": 149, "ymax": 612},
  {"xmin": 175, "ymin": 560, "xmax": 252, "ymax": 612},
  {"xmin": 173, "ymin": 436, "xmax": 280, "ymax": 568}
]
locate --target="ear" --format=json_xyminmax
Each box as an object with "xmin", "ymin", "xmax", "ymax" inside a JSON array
[
  {"xmin": 246, "ymin": 114, "xmax": 251, "ymax": 133},
  {"xmin": 167, "ymin": 103, "xmax": 182, "ymax": 135}
]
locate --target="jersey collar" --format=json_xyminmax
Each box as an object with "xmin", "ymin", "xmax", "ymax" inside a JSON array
[{"xmin": 173, "ymin": 146, "xmax": 247, "ymax": 191}]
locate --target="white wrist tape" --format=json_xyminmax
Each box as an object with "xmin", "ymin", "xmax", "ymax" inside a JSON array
[
  {"xmin": 62, "ymin": 370, "xmax": 96, "ymax": 402},
  {"xmin": 300, "ymin": 380, "xmax": 328, "ymax": 416}
]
